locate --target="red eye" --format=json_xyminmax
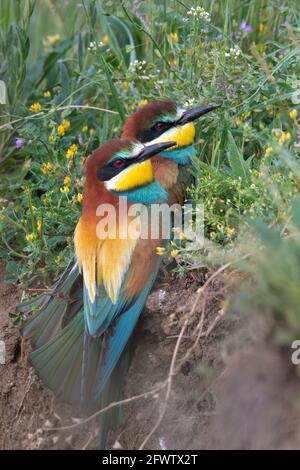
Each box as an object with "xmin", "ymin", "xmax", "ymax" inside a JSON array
[
  {"xmin": 113, "ymin": 159, "xmax": 125, "ymax": 169},
  {"xmin": 154, "ymin": 122, "xmax": 168, "ymax": 132}
]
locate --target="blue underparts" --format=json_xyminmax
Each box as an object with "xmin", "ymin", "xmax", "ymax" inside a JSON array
[
  {"xmin": 114, "ymin": 181, "xmax": 168, "ymax": 204},
  {"xmin": 160, "ymin": 145, "xmax": 196, "ymax": 165}
]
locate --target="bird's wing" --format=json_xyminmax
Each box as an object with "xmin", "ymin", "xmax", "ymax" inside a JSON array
[
  {"xmin": 20, "ymin": 257, "xmax": 81, "ymax": 348},
  {"xmin": 29, "ymin": 239, "xmax": 162, "ymax": 411}
]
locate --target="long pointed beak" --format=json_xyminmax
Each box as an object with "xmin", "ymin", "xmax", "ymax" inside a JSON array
[
  {"xmin": 137, "ymin": 141, "xmax": 176, "ymax": 162},
  {"xmin": 177, "ymin": 104, "xmax": 221, "ymax": 125}
]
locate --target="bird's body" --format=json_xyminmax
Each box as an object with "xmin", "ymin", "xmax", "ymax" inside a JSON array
[
  {"xmin": 27, "ymin": 138, "xmax": 173, "ymax": 412},
  {"xmin": 18, "ymin": 100, "xmax": 219, "ymax": 447}
]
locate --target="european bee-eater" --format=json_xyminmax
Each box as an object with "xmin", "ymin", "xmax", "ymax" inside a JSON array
[
  {"xmin": 122, "ymin": 100, "xmax": 219, "ymax": 203},
  {"xmin": 19, "ymin": 100, "xmax": 219, "ymax": 349},
  {"xmin": 18, "ymin": 100, "xmax": 219, "ymax": 447},
  {"xmin": 25, "ymin": 138, "xmax": 175, "ymax": 400}
]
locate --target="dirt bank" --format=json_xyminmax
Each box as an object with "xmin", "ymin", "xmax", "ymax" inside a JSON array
[{"xmin": 1, "ymin": 262, "xmax": 300, "ymax": 449}]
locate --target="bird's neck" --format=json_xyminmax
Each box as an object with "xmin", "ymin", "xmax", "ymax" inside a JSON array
[{"xmin": 160, "ymin": 144, "xmax": 196, "ymax": 165}]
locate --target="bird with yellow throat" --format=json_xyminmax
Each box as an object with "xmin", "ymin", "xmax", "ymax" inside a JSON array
[
  {"xmin": 19, "ymin": 100, "xmax": 219, "ymax": 349},
  {"xmin": 18, "ymin": 100, "xmax": 219, "ymax": 447}
]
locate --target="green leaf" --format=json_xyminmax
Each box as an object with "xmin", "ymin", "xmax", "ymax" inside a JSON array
[
  {"xmin": 58, "ymin": 60, "xmax": 70, "ymax": 102},
  {"xmin": 78, "ymin": 32, "xmax": 83, "ymax": 71},
  {"xmin": 249, "ymin": 219, "xmax": 281, "ymax": 249},
  {"xmin": 226, "ymin": 131, "xmax": 250, "ymax": 180},
  {"xmin": 100, "ymin": 55, "xmax": 125, "ymax": 122},
  {"xmin": 291, "ymin": 196, "xmax": 300, "ymax": 230},
  {"xmin": 0, "ymin": 80, "xmax": 7, "ymax": 104}
]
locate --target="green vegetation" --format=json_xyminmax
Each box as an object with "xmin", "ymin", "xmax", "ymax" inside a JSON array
[{"xmin": 0, "ymin": 0, "xmax": 300, "ymax": 341}]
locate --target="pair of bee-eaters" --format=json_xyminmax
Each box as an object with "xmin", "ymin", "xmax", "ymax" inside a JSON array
[{"xmin": 19, "ymin": 100, "xmax": 219, "ymax": 446}]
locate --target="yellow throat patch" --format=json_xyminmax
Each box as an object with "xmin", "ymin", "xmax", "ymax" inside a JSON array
[
  {"xmin": 105, "ymin": 159, "xmax": 153, "ymax": 192},
  {"xmin": 150, "ymin": 122, "xmax": 196, "ymax": 149}
]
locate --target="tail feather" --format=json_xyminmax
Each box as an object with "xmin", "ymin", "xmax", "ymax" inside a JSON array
[
  {"xmin": 29, "ymin": 312, "xmax": 85, "ymax": 403},
  {"xmin": 98, "ymin": 346, "xmax": 131, "ymax": 449},
  {"xmin": 29, "ymin": 309, "xmax": 131, "ymax": 449},
  {"xmin": 20, "ymin": 258, "xmax": 81, "ymax": 348},
  {"xmin": 25, "ymin": 258, "xmax": 161, "ymax": 448}
]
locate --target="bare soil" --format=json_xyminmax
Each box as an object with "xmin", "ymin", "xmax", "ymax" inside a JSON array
[{"xmin": 1, "ymin": 261, "xmax": 300, "ymax": 450}]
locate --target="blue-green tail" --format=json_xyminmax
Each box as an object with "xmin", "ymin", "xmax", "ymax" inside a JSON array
[
  {"xmin": 28, "ymin": 310, "xmax": 131, "ymax": 448},
  {"xmin": 22, "ymin": 256, "xmax": 161, "ymax": 448},
  {"xmin": 19, "ymin": 258, "xmax": 82, "ymax": 348}
]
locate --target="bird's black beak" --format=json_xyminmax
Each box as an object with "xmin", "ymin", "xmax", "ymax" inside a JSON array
[
  {"xmin": 176, "ymin": 104, "xmax": 221, "ymax": 125},
  {"xmin": 137, "ymin": 141, "xmax": 176, "ymax": 162}
]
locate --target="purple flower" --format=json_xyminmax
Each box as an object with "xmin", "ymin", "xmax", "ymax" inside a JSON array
[
  {"xmin": 15, "ymin": 138, "xmax": 25, "ymax": 149},
  {"xmin": 240, "ymin": 20, "xmax": 253, "ymax": 33},
  {"xmin": 278, "ymin": 49, "xmax": 285, "ymax": 56},
  {"xmin": 217, "ymin": 33, "xmax": 223, "ymax": 40}
]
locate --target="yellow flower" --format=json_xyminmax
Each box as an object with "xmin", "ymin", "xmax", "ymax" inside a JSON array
[
  {"xmin": 66, "ymin": 149, "xmax": 74, "ymax": 159},
  {"xmin": 179, "ymin": 231, "xmax": 187, "ymax": 241},
  {"xmin": 57, "ymin": 125, "xmax": 65, "ymax": 137},
  {"xmin": 89, "ymin": 128, "xmax": 95, "ymax": 136},
  {"xmin": 64, "ymin": 176, "xmax": 71, "ymax": 185},
  {"xmin": 210, "ymin": 231, "xmax": 217, "ymax": 240},
  {"xmin": 156, "ymin": 246, "xmax": 166, "ymax": 256},
  {"xmin": 168, "ymin": 59, "xmax": 177, "ymax": 67},
  {"xmin": 48, "ymin": 135, "xmax": 56, "ymax": 143},
  {"xmin": 250, "ymin": 183, "xmax": 256, "ymax": 189},
  {"xmin": 26, "ymin": 233, "xmax": 34, "ymax": 241},
  {"xmin": 102, "ymin": 35, "xmax": 109, "ymax": 45},
  {"xmin": 65, "ymin": 143, "xmax": 78, "ymax": 159},
  {"xmin": 43, "ymin": 90, "xmax": 51, "ymax": 98},
  {"xmin": 138, "ymin": 99, "xmax": 149, "ymax": 107},
  {"xmin": 76, "ymin": 192, "xmax": 83, "ymax": 203},
  {"xmin": 29, "ymin": 102, "xmax": 42, "ymax": 113},
  {"xmin": 41, "ymin": 162, "xmax": 54, "ymax": 173},
  {"xmin": 81, "ymin": 125, "xmax": 88, "ymax": 133},
  {"xmin": 47, "ymin": 34, "xmax": 60, "ymax": 44},
  {"xmin": 258, "ymin": 23, "xmax": 265, "ymax": 33},
  {"xmin": 278, "ymin": 131, "xmax": 291, "ymax": 145},
  {"xmin": 42, "ymin": 198, "xmax": 49, "ymax": 206},
  {"xmin": 60, "ymin": 186, "xmax": 70, "ymax": 194},
  {"xmin": 170, "ymin": 249, "xmax": 179, "ymax": 257},
  {"xmin": 37, "ymin": 220, "xmax": 43, "ymax": 232},
  {"xmin": 226, "ymin": 227, "xmax": 235, "ymax": 237},
  {"xmin": 265, "ymin": 146, "xmax": 273, "ymax": 155},
  {"xmin": 55, "ymin": 255, "xmax": 61, "ymax": 265},
  {"xmin": 168, "ymin": 32, "xmax": 178, "ymax": 42},
  {"xmin": 289, "ymin": 109, "xmax": 298, "ymax": 119},
  {"xmin": 70, "ymin": 144, "xmax": 78, "ymax": 153},
  {"xmin": 62, "ymin": 119, "xmax": 70, "ymax": 129}
]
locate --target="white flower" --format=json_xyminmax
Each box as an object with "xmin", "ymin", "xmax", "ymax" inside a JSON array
[
  {"xmin": 87, "ymin": 41, "xmax": 104, "ymax": 52},
  {"xmin": 225, "ymin": 45, "xmax": 242, "ymax": 59},
  {"xmin": 184, "ymin": 98, "xmax": 196, "ymax": 107},
  {"xmin": 185, "ymin": 6, "xmax": 211, "ymax": 22}
]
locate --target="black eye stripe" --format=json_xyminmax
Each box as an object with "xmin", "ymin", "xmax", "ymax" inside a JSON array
[
  {"xmin": 97, "ymin": 158, "xmax": 132, "ymax": 181},
  {"xmin": 138, "ymin": 121, "xmax": 173, "ymax": 143},
  {"xmin": 151, "ymin": 121, "xmax": 171, "ymax": 132}
]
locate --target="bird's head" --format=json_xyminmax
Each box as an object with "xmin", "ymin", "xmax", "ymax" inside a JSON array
[
  {"xmin": 84, "ymin": 138, "xmax": 175, "ymax": 206},
  {"xmin": 122, "ymin": 100, "xmax": 220, "ymax": 165}
]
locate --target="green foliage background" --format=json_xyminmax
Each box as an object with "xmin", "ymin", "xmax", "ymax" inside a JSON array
[{"xmin": 1, "ymin": 0, "xmax": 300, "ymax": 340}]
